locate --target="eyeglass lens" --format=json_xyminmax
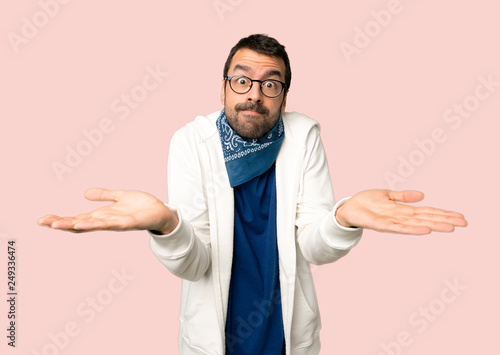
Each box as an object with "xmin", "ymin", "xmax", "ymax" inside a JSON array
[{"xmin": 229, "ymin": 76, "xmax": 283, "ymax": 98}]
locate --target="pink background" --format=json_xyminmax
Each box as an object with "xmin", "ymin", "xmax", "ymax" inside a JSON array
[{"xmin": 1, "ymin": 0, "xmax": 499, "ymax": 354}]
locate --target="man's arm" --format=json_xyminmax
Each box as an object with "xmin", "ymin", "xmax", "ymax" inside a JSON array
[
  {"xmin": 148, "ymin": 127, "xmax": 212, "ymax": 281},
  {"xmin": 294, "ymin": 125, "xmax": 467, "ymax": 266},
  {"xmin": 38, "ymin": 128, "xmax": 213, "ymax": 282},
  {"xmin": 295, "ymin": 124, "xmax": 363, "ymax": 265}
]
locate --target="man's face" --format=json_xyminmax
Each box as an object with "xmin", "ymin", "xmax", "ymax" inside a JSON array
[{"xmin": 221, "ymin": 48, "xmax": 288, "ymax": 139}]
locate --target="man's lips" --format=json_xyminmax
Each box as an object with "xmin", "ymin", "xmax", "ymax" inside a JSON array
[
  {"xmin": 240, "ymin": 110, "xmax": 263, "ymax": 115},
  {"xmin": 235, "ymin": 103, "xmax": 268, "ymax": 115}
]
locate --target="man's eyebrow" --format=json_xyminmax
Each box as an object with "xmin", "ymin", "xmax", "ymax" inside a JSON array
[
  {"xmin": 264, "ymin": 69, "xmax": 283, "ymax": 79},
  {"xmin": 232, "ymin": 64, "xmax": 283, "ymax": 80},
  {"xmin": 233, "ymin": 64, "xmax": 251, "ymax": 73}
]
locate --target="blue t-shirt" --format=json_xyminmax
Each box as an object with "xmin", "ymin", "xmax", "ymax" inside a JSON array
[{"xmin": 225, "ymin": 164, "xmax": 285, "ymax": 354}]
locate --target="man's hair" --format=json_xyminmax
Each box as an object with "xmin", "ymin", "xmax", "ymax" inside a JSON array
[{"xmin": 223, "ymin": 34, "xmax": 292, "ymax": 90}]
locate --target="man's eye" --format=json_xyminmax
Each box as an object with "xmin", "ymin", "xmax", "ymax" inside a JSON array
[
  {"xmin": 237, "ymin": 78, "xmax": 248, "ymax": 85},
  {"xmin": 264, "ymin": 81, "xmax": 276, "ymax": 88}
]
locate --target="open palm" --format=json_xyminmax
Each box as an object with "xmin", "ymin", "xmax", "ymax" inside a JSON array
[
  {"xmin": 38, "ymin": 188, "xmax": 177, "ymax": 234},
  {"xmin": 335, "ymin": 190, "xmax": 467, "ymax": 234}
]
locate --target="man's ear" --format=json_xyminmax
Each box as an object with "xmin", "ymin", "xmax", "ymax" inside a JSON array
[
  {"xmin": 220, "ymin": 78, "xmax": 226, "ymax": 105},
  {"xmin": 280, "ymin": 90, "xmax": 289, "ymax": 114}
]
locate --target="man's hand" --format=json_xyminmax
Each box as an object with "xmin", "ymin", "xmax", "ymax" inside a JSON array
[
  {"xmin": 335, "ymin": 190, "xmax": 467, "ymax": 235},
  {"xmin": 38, "ymin": 188, "xmax": 178, "ymax": 234}
]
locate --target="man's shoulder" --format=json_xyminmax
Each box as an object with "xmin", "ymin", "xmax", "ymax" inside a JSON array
[
  {"xmin": 282, "ymin": 111, "xmax": 319, "ymax": 128},
  {"xmin": 172, "ymin": 110, "xmax": 221, "ymax": 142},
  {"xmin": 282, "ymin": 111, "xmax": 321, "ymax": 144}
]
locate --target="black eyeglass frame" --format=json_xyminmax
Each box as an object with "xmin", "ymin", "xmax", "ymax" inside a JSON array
[{"xmin": 225, "ymin": 75, "xmax": 287, "ymax": 98}]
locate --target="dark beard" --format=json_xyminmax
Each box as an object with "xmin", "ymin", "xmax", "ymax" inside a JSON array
[{"xmin": 225, "ymin": 102, "xmax": 281, "ymax": 139}]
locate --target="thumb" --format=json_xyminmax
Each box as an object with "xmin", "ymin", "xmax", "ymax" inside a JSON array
[
  {"xmin": 84, "ymin": 188, "xmax": 122, "ymax": 202},
  {"xmin": 387, "ymin": 190, "xmax": 425, "ymax": 203}
]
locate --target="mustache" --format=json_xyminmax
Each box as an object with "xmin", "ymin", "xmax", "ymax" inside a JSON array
[{"xmin": 235, "ymin": 102, "xmax": 269, "ymax": 115}]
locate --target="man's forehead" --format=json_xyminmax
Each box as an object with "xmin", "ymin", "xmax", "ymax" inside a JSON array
[{"xmin": 229, "ymin": 48, "xmax": 285, "ymax": 78}]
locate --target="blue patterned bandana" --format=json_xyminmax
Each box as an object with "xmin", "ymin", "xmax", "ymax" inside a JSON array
[{"xmin": 216, "ymin": 109, "xmax": 285, "ymax": 187}]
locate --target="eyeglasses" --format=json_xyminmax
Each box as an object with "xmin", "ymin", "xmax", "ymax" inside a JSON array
[{"xmin": 225, "ymin": 75, "xmax": 286, "ymax": 98}]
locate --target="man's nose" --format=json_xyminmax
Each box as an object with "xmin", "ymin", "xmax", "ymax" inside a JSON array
[{"xmin": 246, "ymin": 82, "xmax": 263, "ymax": 102}]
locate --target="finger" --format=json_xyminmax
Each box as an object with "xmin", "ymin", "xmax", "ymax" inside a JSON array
[
  {"xmin": 408, "ymin": 205, "xmax": 466, "ymax": 219},
  {"xmin": 53, "ymin": 228, "xmax": 89, "ymax": 234},
  {"xmin": 39, "ymin": 215, "xmax": 86, "ymax": 229},
  {"xmin": 387, "ymin": 191, "xmax": 467, "ymax": 220},
  {"xmin": 388, "ymin": 225, "xmax": 432, "ymax": 235},
  {"xmin": 387, "ymin": 202, "xmax": 467, "ymax": 224},
  {"xmin": 397, "ymin": 217, "xmax": 456, "ymax": 233},
  {"xmin": 73, "ymin": 219, "xmax": 118, "ymax": 230},
  {"xmin": 388, "ymin": 190, "xmax": 425, "ymax": 203},
  {"xmin": 84, "ymin": 188, "xmax": 123, "ymax": 202},
  {"xmin": 371, "ymin": 217, "xmax": 432, "ymax": 235},
  {"xmin": 392, "ymin": 207, "xmax": 468, "ymax": 224},
  {"xmin": 50, "ymin": 218, "xmax": 97, "ymax": 230},
  {"xmin": 49, "ymin": 214, "xmax": 101, "ymax": 229},
  {"xmin": 61, "ymin": 214, "xmax": 135, "ymax": 231},
  {"xmin": 411, "ymin": 212, "xmax": 468, "ymax": 227},
  {"xmin": 73, "ymin": 215, "xmax": 136, "ymax": 231},
  {"xmin": 50, "ymin": 217, "xmax": 81, "ymax": 229},
  {"xmin": 38, "ymin": 215, "xmax": 61, "ymax": 226},
  {"xmin": 415, "ymin": 208, "xmax": 466, "ymax": 219},
  {"xmin": 371, "ymin": 214, "xmax": 460, "ymax": 234}
]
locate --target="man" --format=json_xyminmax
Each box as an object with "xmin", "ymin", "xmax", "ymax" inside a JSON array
[{"xmin": 38, "ymin": 34, "xmax": 467, "ymax": 354}]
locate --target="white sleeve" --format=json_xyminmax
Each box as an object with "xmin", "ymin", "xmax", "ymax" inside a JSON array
[
  {"xmin": 295, "ymin": 125, "xmax": 362, "ymax": 265},
  {"xmin": 148, "ymin": 127, "xmax": 212, "ymax": 281}
]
